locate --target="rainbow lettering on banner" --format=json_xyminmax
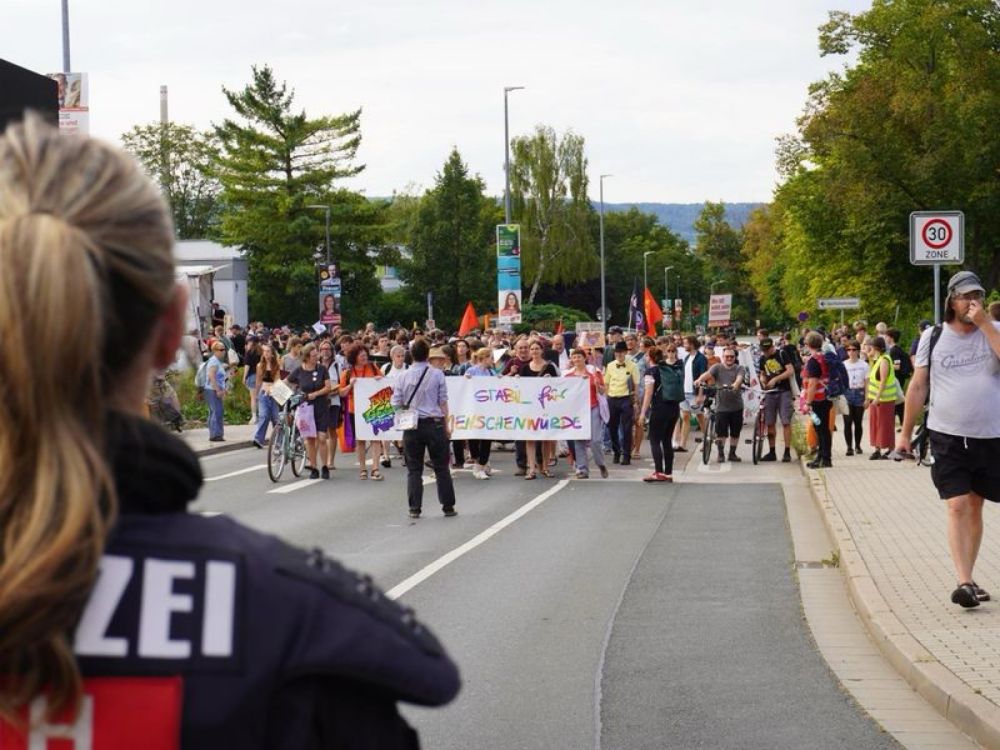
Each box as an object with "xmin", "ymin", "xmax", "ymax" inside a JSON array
[
  {"xmin": 536, "ymin": 385, "xmax": 568, "ymax": 409},
  {"xmin": 474, "ymin": 388, "xmax": 532, "ymax": 405},
  {"xmin": 362, "ymin": 386, "xmax": 396, "ymax": 435},
  {"xmin": 449, "ymin": 414, "xmax": 583, "ymax": 433}
]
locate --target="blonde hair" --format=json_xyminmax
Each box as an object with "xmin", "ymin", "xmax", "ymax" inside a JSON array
[{"xmin": 0, "ymin": 116, "xmax": 174, "ymax": 721}]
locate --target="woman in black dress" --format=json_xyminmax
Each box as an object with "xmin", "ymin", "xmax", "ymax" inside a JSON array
[
  {"xmin": 287, "ymin": 343, "xmax": 333, "ymax": 479},
  {"xmin": 517, "ymin": 340, "xmax": 559, "ymax": 479}
]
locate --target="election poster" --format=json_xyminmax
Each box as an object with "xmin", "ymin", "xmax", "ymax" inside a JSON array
[
  {"xmin": 317, "ymin": 262, "xmax": 342, "ymax": 328},
  {"xmin": 352, "ymin": 377, "xmax": 590, "ymax": 442},
  {"xmin": 46, "ymin": 72, "xmax": 89, "ymax": 135},
  {"xmin": 496, "ymin": 225, "xmax": 522, "ymax": 324}
]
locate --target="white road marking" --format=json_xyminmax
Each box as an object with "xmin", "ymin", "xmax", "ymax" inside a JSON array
[
  {"xmin": 205, "ymin": 465, "xmax": 265, "ymax": 482},
  {"xmin": 386, "ymin": 479, "xmax": 570, "ymax": 601},
  {"xmin": 267, "ymin": 478, "xmax": 323, "ymax": 494},
  {"xmin": 696, "ymin": 459, "xmax": 733, "ymax": 474},
  {"xmin": 198, "ymin": 511, "xmax": 224, "ymax": 517}
]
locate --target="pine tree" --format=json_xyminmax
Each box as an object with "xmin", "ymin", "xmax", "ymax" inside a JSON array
[{"xmin": 213, "ymin": 65, "xmax": 380, "ymax": 324}]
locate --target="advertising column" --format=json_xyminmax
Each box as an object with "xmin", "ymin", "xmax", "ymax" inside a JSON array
[
  {"xmin": 496, "ymin": 224, "xmax": 522, "ymax": 325},
  {"xmin": 317, "ymin": 262, "xmax": 342, "ymax": 331}
]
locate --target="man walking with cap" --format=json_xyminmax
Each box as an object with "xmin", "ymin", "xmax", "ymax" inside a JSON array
[
  {"xmin": 897, "ymin": 270, "xmax": 1000, "ymax": 608},
  {"xmin": 391, "ymin": 339, "xmax": 457, "ymax": 519},
  {"xmin": 605, "ymin": 340, "xmax": 640, "ymax": 465}
]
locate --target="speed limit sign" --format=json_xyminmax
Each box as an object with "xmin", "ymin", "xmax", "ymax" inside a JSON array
[{"xmin": 910, "ymin": 211, "xmax": 964, "ymax": 265}]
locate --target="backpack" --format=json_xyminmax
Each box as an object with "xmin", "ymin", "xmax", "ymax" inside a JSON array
[
  {"xmin": 821, "ymin": 351, "xmax": 850, "ymax": 399},
  {"xmin": 194, "ymin": 360, "xmax": 210, "ymax": 389},
  {"xmin": 657, "ymin": 363, "xmax": 684, "ymax": 403},
  {"xmin": 782, "ymin": 345, "xmax": 804, "ymax": 387}
]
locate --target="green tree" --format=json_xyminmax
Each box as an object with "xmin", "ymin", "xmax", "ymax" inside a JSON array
[
  {"xmin": 695, "ymin": 202, "xmax": 753, "ymax": 326},
  {"xmin": 121, "ymin": 122, "xmax": 220, "ymax": 239},
  {"xmin": 510, "ymin": 125, "xmax": 596, "ymax": 304},
  {"xmin": 213, "ymin": 65, "xmax": 385, "ymax": 325},
  {"xmin": 399, "ymin": 149, "xmax": 499, "ymax": 327},
  {"xmin": 766, "ymin": 0, "xmax": 1000, "ymax": 330}
]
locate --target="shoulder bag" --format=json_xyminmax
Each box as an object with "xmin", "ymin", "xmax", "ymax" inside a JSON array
[{"xmin": 394, "ymin": 367, "xmax": 430, "ymax": 431}]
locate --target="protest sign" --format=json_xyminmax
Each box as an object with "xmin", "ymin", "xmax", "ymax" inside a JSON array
[{"xmin": 352, "ymin": 376, "xmax": 591, "ymax": 442}]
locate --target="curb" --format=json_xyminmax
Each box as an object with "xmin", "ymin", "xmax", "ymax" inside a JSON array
[
  {"xmin": 801, "ymin": 461, "xmax": 1000, "ymax": 749},
  {"xmin": 192, "ymin": 440, "xmax": 255, "ymax": 458}
]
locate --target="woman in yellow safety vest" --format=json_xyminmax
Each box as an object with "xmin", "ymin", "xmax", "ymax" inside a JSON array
[{"xmin": 864, "ymin": 336, "xmax": 898, "ymax": 460}]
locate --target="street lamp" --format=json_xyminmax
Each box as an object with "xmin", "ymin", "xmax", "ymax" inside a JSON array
[
  {"xmin": 643, "ymin": 251, "xmax": 655, "ymax": 297},
  {"xmin": 306, "ymin": 204, "xmax": 331, "ymax": 263},
  {"xmin": 663, "ymin": 265, "xmax": 674, "ymax": 325},
  {"xmin": 599, "ymin": 174, "xmax": 612, "ymax": 335},
  {"xmin": 503, "ymin": 86, "xmax": 525, "ymax": 225}
]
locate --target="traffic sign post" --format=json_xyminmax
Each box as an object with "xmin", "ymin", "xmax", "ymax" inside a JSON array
[
  {"xmin": 910, "ymin": 211, "xmax": 964, "ymax": 325},
  {"xmin": 817, "ymin": 297, "xmax": 861, "ymax": 325}
]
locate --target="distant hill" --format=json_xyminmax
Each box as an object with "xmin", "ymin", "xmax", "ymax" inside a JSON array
[{"xmin": 602, "ymin": 202, "xmax": 763, "ymax": 245}]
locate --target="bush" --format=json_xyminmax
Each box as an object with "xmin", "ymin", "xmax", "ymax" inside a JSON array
[
  {"xmin": 170, "ymin": 367, "xmax": 252, "ymax": 427},
  {"xmin": 514, "ymin": 302, "xmax": 591, "ymax": 334}
]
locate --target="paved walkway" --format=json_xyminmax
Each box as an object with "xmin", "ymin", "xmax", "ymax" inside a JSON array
[
  {"xmin": 811, "ymin": 434, "xmax": 1000, "ymax": 748},
  {"xmin": 181, "ymin": 423, "xmax": 256, "ymax": 456}
]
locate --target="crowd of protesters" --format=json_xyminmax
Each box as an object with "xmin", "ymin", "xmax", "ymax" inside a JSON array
[{"xmin": 167, "ymin": 315, "xmax": 945, "ymax": 483}]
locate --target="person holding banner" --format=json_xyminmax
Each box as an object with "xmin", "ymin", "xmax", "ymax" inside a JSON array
[
  {"xmin": 565, "ymin": 348, "xmax": 609, "ymax": 479},
  {"xmin": 340, "ymin": 344, "xmax": 386, "ymax": 480},
  {"xmin": 516, "ymin": 341, "xmax": 560, "ymax": 479},
  {"xmin": 391, "ymin": 339, "xmax": 457, "ymax": 518}
]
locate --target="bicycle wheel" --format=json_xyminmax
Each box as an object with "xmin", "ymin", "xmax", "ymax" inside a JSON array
[
  {"xmin": 267, "ymin": 425, "xmax": 287, "ymax": 482},
  {"xmin": 290, "ymin": 427, "xmax": 307, "ymax": 477},
  {"xmin": 752, "ymin": 412, "xmax": 765, "ymax": 465},
  {"xmin": 702, "ymin": 413, "xmax": 715, "ymax": 465}
]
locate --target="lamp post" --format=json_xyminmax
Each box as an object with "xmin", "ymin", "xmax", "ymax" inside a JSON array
[
  {"xmin": 306, "ymin": 205, "xmax": 331, "ymax": 263},
  {"xmin": 642, "ymin": 251, "xmax": 655, "ymax": 298},
  {"xmin": 663, "ymin": 265, "xmax": 674, "ymax": 325},
  {"xmin": 599, "ymin": 174, "xmax": 612, "ymax": 335},
  {"xmin": 503, "ymin": 86, "xmax": 524, "ymax": 225},
  {"xmin": 61, "ymin": 0, "xmax": 71, "ymax": 72},
  {"xmin": 708, "ymin": 278, "xmax": 723, "ymax": 328}
]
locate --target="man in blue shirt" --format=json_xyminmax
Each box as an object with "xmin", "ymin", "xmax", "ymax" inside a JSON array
[{"xmin": 391, "ymin": 338, "xmax": 458, "ymax": 519}]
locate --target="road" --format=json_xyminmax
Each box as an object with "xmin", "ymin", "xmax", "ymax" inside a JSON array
[{"xmin": 193, "ymin": 444, "xmax": 900, "ymax": 749}]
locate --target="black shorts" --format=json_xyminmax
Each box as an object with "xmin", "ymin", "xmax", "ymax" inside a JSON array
[
  {"xmin": 929, "ymin": 431, "xmax": 1000, "ymax": 502},
  {"xmin": 715, "ymin": 410, "xmax": 743, "ymax": 439},
  {"xmin": 328, "ymin": 403, "xmax": 342, "ymax": 430}
]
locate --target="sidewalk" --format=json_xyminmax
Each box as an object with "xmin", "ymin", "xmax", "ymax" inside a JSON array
[
  {"xmin": 808, "ymin": 437, "xmax": 1000, "ymax": 748},
  {"xmin": 181, "ymin": 423, "xmax": 256, "ymax": 456}
]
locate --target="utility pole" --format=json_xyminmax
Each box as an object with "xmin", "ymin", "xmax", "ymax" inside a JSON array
[
  {"xmin": 61, "ymin": 0, "xmax": 71, "ymax": 72},
  {"xmin": 503, "ymin": 86, "xmax": 524, "ymax": 225}
]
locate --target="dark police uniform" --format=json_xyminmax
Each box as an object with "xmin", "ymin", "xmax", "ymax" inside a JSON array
[{"xmin": 14, "ymin": 413, "xmax": 460, "ymax": 749}]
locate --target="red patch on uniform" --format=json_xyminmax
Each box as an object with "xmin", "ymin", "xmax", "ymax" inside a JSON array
[{"xmin": 0, "ymin": 676, "xmax": 182, "ymax": 749}]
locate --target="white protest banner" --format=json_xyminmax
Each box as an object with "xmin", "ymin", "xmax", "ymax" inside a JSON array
[
  {"xmin": 737, "ymin": 347, "xmax": 762, "ymax": 421},
  {"xmin": 448, "ymin": 376, "xmax": 590, "ymax": 440},
  {"xmin": 708, "ymin": 294, "xmax": 732, "ymax": 327},
  {"xmin": 352, "ymin": 376, "xmax": 591, "ymax": 442}
]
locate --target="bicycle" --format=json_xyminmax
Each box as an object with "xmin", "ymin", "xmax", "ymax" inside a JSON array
[
  {"xmin": 267, "ymin": 393, "xmax": 307, "ymax": 482},
  {"xmin": 751, "ymin": 389, "xmax": 780, "ymax": 465}
]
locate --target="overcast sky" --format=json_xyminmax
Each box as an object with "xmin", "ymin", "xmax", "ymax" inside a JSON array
[{"xmin": 6, "ymin": 0, "xmax": 871, "ymax": 203}]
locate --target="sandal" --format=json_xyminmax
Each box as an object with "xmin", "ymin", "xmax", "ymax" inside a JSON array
[
  {"xmin": 540, "ymin": 469, "xmax": 552, "ymax": 478},
  {"xmin": 524, "ymin": 471, "xmax": 537, "ymax": 480},
  {"xmin": 370, "ymin": 470, "xmax": 384, "ymax": 481},
  {"xmin": 359, "ymin": 469, "xmax": 368, "ymax": 480}
]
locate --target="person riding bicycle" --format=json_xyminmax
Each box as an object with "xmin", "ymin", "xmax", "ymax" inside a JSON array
[
  {"xmin": 693, "ymin": 346, "xmax": 746, "ymax": 463},
  {"xmin": 756, "ymin": 337, "xmax": 794, "ymax": 462}
]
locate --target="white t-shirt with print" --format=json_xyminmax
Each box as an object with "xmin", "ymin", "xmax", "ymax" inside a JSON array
[
  {"xmin": 843, "ymin": 359, "xmax": 869, "ymax": 390},
  {"xmin": 916, "ymin": 322, "xmax": 1000, "ymax": 438}
]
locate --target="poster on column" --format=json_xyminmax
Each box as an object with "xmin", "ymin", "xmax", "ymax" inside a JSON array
[
  {"xmin": 352, "ymin": 377, "xmax": 590, "ymax": 441},
  {"xmin": 46, "ymin": 72, "xmax": 89, "ymax": 135},
  {"xmin": 496, "ymin": 224, "xmax": 522, "ymax": 324},
  {"xmin": 317, "ymin": 262, "xmax": 342, "ymax": 329}
]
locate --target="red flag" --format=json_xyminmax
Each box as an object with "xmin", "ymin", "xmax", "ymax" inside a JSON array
[
  {"xmin": 643, "ymin": 288, "xmax": 663, "ymax": 335},
  {"xmin": 458, "ymin": 301, "xmax": 478, "ymax": 336},
  {"xmin": 554, "ymin": 319, "xmax": 564, "ymax": 335}
]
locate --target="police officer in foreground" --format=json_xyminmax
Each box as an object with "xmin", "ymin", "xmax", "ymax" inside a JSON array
[{"xmin": 0, "ymin": 115, "xmax": 459, "ymax": 747}]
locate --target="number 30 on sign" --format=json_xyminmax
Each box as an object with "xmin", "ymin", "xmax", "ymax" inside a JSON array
[{"xmin": 909, "ymin": 211, "xmax": 964, "ymax": 265}]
